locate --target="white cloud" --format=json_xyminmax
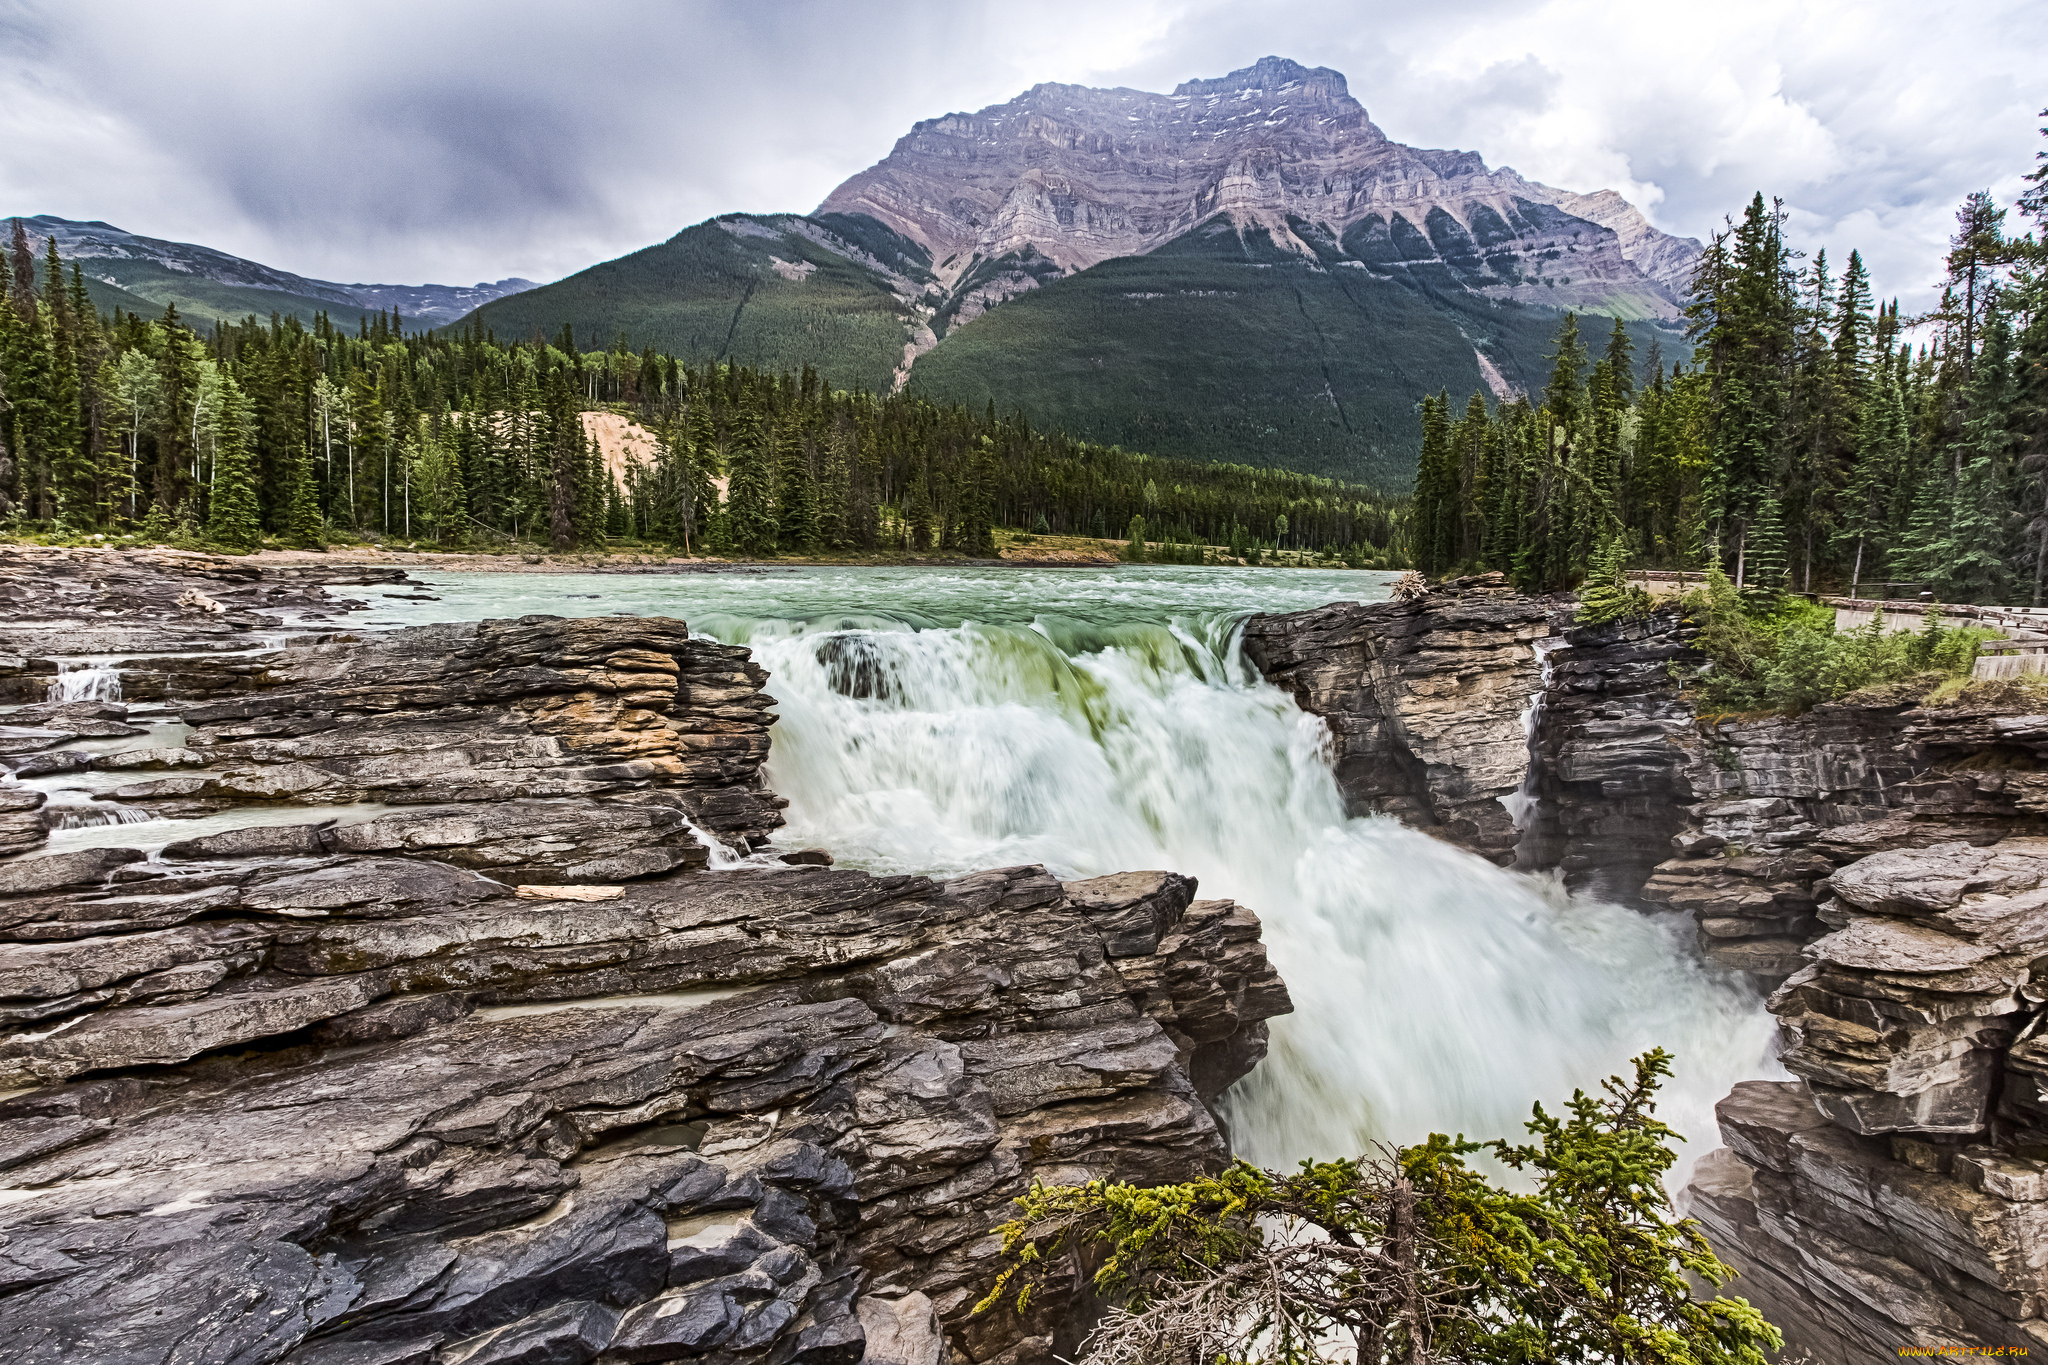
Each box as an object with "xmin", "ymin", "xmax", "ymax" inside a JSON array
[{"xmin": 0, "ymin": 0, "xmax": 2039, "ymax": 312}]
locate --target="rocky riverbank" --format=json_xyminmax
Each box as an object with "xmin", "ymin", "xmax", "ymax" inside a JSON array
[{"xmin": 0, "ymin": 547, "xmax": 1290, "ymax": 1365}]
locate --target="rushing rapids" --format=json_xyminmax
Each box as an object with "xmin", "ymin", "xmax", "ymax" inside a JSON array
[{"xmin": 354, "ymin": 565, "xmax": 1779, "ymax": 1173}]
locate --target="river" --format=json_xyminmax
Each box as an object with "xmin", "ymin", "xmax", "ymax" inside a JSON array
[{"xmin": 323, "ymin": 563, "xmax": 1779, "ymax": 1176}]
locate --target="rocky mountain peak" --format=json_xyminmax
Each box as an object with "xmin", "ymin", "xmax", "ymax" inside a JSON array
[
  {"xmin": 818, "ymin": 58, "xmax": 1699, "ymax": 316},
  {"xmin": 1170, "ymin": 55, "xmax": 1361, "ymax": 113}
]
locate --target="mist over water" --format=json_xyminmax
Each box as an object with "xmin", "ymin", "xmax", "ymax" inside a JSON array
[{"xmin": 354, "ymin": 566, "xmax": 1780, "ymax": 1171}]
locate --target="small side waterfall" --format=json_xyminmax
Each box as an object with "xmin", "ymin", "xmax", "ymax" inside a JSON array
[
  {"xmin": 1501, "ymin": 635, "xmax": 1564, "ymax": 858},
  {"xmin": 46, "ymin": 660, "xmax": 123, "ymax": 703},
  {"xmin": 39, "ymin": 789, "xmax": 154, "ymax": 829}
]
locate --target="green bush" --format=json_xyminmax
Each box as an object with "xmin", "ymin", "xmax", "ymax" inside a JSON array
[
  {"xmin": 1679, "ymin": 567, "xmax": 1993, "ymax": 712},
  {"xmin": 977, "ymin": 1051, "xmax": 1778, "ymax": 1365},
  {"xmin": 1576, "ymin": 535, "xmax": 1655, "ymax": 626}
]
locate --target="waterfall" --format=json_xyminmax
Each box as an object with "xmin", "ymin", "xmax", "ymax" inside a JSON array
[
  {"xmin": 732, "ymin": 613, "xmax": 1776, "ymax": 1177},
  {"xmin": 1501, "ymin": 635, "xmax": 1563, "ymax": 844},
  {"xmin": 38, "ymin": 789, "xmax": 154, "ymax": 830},
  {"xmin": 46, "ymin": 660, "xmax": 123, "ymax": 703}
]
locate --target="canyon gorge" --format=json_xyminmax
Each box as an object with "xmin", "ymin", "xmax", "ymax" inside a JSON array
[{"xmin": 2, "ymin": 551, "xmax": 2043, "ymax": 1362}]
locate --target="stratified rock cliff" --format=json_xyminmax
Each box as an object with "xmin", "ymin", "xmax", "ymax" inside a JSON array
[
  {"xmin": 1688, "ymin": 834, "xmax": 2048, "ymax": 1360},
  {"xmin": 1241, "ymin": 575, "xmax": 1549, "ymax": 865},
  {"xmin": 1246, "ymin": 580, "xmax": 2048, "ymax": 1357},
  {"xmin": 0, "ymin": 550, "xmax": 1291, "ymax": 1365}
]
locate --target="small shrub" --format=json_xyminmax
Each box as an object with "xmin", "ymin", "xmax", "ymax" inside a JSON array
[{"xmin": 1676, "ymin": 570, "xmax": 1990, "ymax": 714}]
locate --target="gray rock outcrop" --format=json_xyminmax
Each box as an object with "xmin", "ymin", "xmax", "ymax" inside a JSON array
[
  {"xmin": 0, "ymin": 544, "xmax": 406, "ymax": 701},
  {"xmin": 1687, "ymin": 832, "xmax": 2048, "ymax": 1360},
  {"xmin": 1240, "ymin": 574, "xmax": 1549, "ymax": 864},
  {"xmin": 0, "ymin": 853, "xmax": 1288, "ymax": 1365},
  {"xmin": 0, "ymin": 551, "xmax": 1291, "ymax": 1365}
]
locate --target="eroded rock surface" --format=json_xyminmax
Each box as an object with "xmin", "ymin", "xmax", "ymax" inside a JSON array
[
  {"xmin": 0, "ymin": 544, "xmax": 406, "ymax": 701},
  {"xmin": 0, "ymin": 855, "xmax": 1287, "ymax": 1365},
  {"xmin": 1241, "ymin": 574, "xmax": 1547, "ymax": 864},
  {"xmin": 0, "ymin": 551, "xmax": 1291, "ymax": 1365},
  {"xmin": 1687, "ymin": 832, "xmax": 2048, "ymax": 1359}
]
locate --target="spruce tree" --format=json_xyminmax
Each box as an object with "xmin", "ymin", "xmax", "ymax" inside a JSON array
[
  {"xmin": 772, "ymin": 417, "xmax": 817, "ymax": 552},
  {"xmin": 545, "ymin": 372, "xmax": 578, "ymax": 550},
  {"xmin": 905, "ymin": 473, "xmax": 935, "ymax": 551},
  {"xmin": 722, "ymin": 400, "xmax": 777, "ymax": 555},
  {"xmin": 1743, "ymin": 491, "xmax": 1790, "ymax": 600},
  {"xmin": 286, "ymin": 443, "xmax": 324, "ymax": 548},
  {"xmin": 7, "ymin": 219, "xmax": 34, "ymax": 322},
  {"xmin": 1410, "ymin": 392, "xmax": 1457, "ymax": 575},
  {"xmin": 684, "ymin": 399, "xmax": 721, "ymax": 553},
  {"xmin": 816, "ymin": 412, "xmax": 853, "ymax": 549},
  {"xmin": 958, "ymin": 436, "xmax": 997, "ymax": 557},
  {"xmin": 1944, "ymin": 306, "xmax": 2017, "ymax": 602},
  {"xmin": 205, "ymin": 377, "xmax": 262, "ymax": 551}
]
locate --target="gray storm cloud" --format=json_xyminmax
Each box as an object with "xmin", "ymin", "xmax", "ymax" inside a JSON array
[{"xmin": 1, "ymin": 0, "xmax": 2039, "ymax": 308}]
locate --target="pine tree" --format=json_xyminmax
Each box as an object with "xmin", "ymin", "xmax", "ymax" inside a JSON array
[
  {"xmin": 816, "ymin": 409, "xmax": 853, "ymax": 549},
  {"xmin": 7, "ymin": 219, "xmax": 34, "ymax": 323},
  {"xmin": 205, "ymin": 376, "xmax": 262, "ymax": 551},
  {"xmin": 1944, "ymin": 305, "xmax": 2017, "ymax": 602},
  {"xmin": 1743, "ymin": 490, "xmax": 1790, "ymax": 600},
  {"xmin": 544, "ymin": 372, "xmax": 579, "ymax": 550},
  {"xmin": 686, "ymin": 412, "xmax": 721, "ymax": 554},
  {"xmin": 286, "ymin": 443, "xmax": 324, "ymax": 548},
  {"xmin": 772, "ymin": 416, "xmax": 817, "ymax": 552},
  {"xmin": 1410, "ymin": 392, "xmax": 1457, "ymax": 575},
  {"xmin": 958, "ymin": 436, "xmax": 997, "ymax": 557},
  {"xmin": 722, "ymin": 400, "xmax": 777, "ymax": 555},
  {"xmin": 905, "ymin": 471, "xmax": 934, "ymax": 551}
]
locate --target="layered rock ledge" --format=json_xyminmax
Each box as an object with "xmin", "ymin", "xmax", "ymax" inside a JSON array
[
  {"xmin": 1688, "ymin": 834, "xmax": 2048, "ymax": 1360},
  {"xmin": 1241, "ymin": 575, "xmax": 1549, "ymax": 865},
  {"xmin": 0, "ymin": 552, "xmax": 1291, "ymax": 1365}
]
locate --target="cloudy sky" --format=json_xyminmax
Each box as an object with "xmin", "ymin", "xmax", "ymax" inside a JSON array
[{"xmin": 2, "ymin": 0, "xmax": 2041, "ymax": 310}]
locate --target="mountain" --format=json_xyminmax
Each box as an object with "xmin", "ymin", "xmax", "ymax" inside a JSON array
[
  {"xmin": 495, "ymin": 59, "xmax": 1698, "ymax": 483},
  {"xmin": 464, "ymin": 211, "xmax": 939, "ymax": 394},
  {"xmin": 821, "ymin": 56, "xmax": 1697, "ymax": 315},
  {"xmin": 11, "ymin": 216, "xmax": 535, "ymax": 329}
]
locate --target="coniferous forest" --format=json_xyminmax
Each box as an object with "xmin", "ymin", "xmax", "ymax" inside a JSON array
[
  {"xmin": 1409, "ymin": 117, "xmax": 2048, "ymax": 604},
  {"xmin": 0, "ymin": 219, "xmax": 1404, "ymax": 564},
  {"xmin": 5, "ymin": 112, "xmax": 2043, "ymax": 586}
]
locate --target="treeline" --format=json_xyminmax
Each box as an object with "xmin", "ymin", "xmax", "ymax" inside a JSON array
[
  {"xmin": 1410, "ymin": 114, "xmax": 2048, "ymax": 604},
  {"xmin": 0, "ymin": 221, "xmax": 1406, "ymax": 560}
]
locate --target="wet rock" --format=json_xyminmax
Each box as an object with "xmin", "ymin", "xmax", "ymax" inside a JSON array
[
  {"xmin": 0, "ymin": 787, "xmax": 48, "ymax": 857},
  {"xmin": 0, "ymin": 545, "xmax": 407, "ymax": 698},
  {"xmin": 1516, "ymin": 609, "xmax": 1705, "ymax": 900},
  {"xmin": 1242, "ymin": 574, "xmax": 1548, "ymax": 864}
]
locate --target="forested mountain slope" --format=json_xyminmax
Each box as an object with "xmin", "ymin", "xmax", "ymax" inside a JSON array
[
  {"xmin": 457, "ymin": 57, "xmax": 1695, "ymax": 485},
  {"xmin": 7, "ymin": 216, "xmax": 533, "ymax": 329}
]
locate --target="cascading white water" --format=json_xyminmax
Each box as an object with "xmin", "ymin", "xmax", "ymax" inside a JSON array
[
  {"xmin": 295, "ymin": 566, "xmax": 1782, "ymax": 1176},
  {"xmin": 36, "ymin": 789, "xmax": 154, "ymax": 829},
  {"xmin": 46, "ymin": 660, "xmax": 123, "ymax": 703},
  {"xmin": 1500, "ymin": 636, "xmax": 1562, "ymax": 836},
  {"xmin": 731, "ymin": 613, "xmax": 1776, "ymax": 1178}
]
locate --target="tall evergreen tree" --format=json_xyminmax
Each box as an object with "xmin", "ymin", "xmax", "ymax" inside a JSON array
[
  {"xmin": 285, "ymin": 442, "xmax": 324, "ymax": 548},
  {"xmin": 205, "ymin": 376, "xmax": 262, "ymax": 550},
  {"xmin": 772, "ymin": 415, "xmax": 817, "ymax": 552},
  {"xmin": 722, "ymin": 399, "xmax": 777, "ymax": 555},
  {"xmin": 1410, "ymin": 392, "xmax": 1457, "ymax": 575},
  {"xmin": 1944, "ymin": 305, "xmax": 2018, "ymax": 601}
]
